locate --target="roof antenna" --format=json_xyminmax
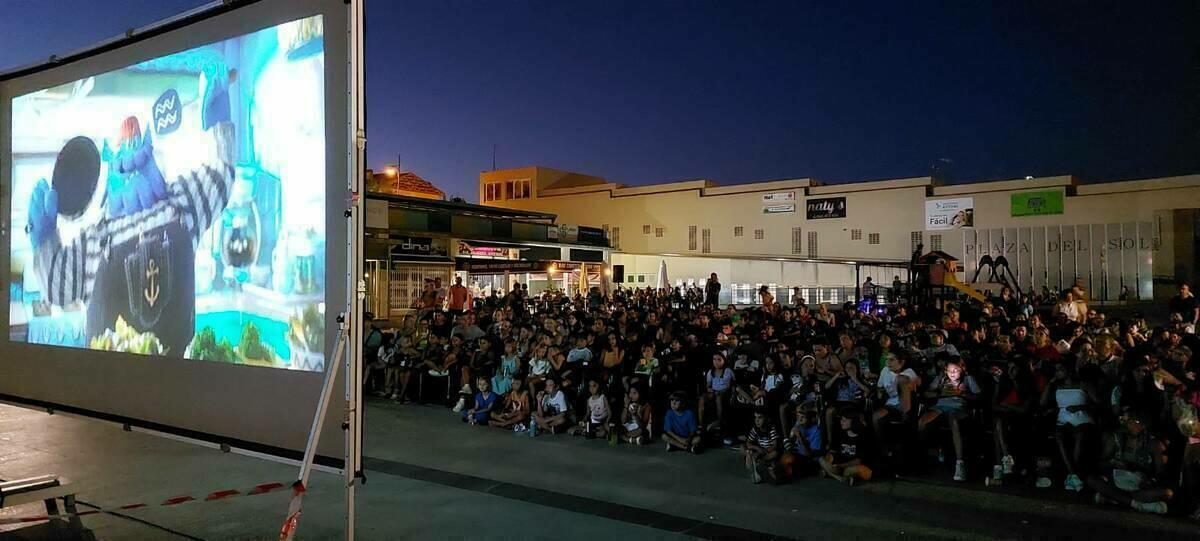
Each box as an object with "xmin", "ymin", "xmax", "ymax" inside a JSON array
[{"xmin": 492, "ymin": 143, "xmax": 497, "ymax": 171}]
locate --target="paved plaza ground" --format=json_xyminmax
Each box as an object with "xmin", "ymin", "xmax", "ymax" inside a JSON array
[{"xmin": 1, "ymin": 400, "xmax": 1197, "ymax": 540}]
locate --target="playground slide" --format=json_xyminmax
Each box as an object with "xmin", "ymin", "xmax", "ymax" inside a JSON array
[{"xmin": 942, "ymin": 272, "xmax": 987, "ymax": 303}]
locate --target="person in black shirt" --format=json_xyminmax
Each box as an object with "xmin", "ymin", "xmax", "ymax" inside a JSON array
[
  {"xmin": 705, "ymin": 273, "xmax": 722, "ymax": 307},
  {"xmin": 1168, "ymin": 282, "xmax": 1199, "ymax": 325}
]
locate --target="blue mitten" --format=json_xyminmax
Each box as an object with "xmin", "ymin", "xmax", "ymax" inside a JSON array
[
  {"xmin": 105, "ymin": 128, "xmax": 168, "ymax": 218},
  {"xmin": 27, "ymin": 179, "xmax": 58, "ymax": 248},
  {"xmin": 201, "ymin": 62, "xmax": 232, "ymax": 130}
]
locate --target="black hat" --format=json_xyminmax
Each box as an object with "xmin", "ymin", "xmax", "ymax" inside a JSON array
[{"xmin": 51, "ymin": 136, "xmax": 101, "ymax": 219}]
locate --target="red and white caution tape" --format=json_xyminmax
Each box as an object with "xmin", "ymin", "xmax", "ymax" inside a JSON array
[
  {"xmin": 0, "ymin": 482, "xmax": 288, "ymax": 526},
  {"xmin": 277, "ymin": 481, "xmax": 307, "ymax": 541}
]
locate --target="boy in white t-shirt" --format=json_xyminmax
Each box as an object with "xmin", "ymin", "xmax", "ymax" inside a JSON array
[{"xmin": 533, "ymin": 378, "xmax": 570, "ymax": 435}]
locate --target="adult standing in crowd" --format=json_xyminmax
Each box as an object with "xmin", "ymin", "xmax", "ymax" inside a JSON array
[
  {"xmin": 448, "ymin": 275, "xmax": 472, "ymax": 316},
  {"xmin": 705, "ymin": 273, "xmax": 722, "ymax": 308}
]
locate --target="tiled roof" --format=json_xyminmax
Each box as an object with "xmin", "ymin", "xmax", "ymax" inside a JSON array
[{"xmin": 370, "ymin": 170, "xmax": 444, "ymax": 199}]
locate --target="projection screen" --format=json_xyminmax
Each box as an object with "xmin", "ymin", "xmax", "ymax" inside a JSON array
[{"xmin": 1, "ymin": 0, "xmax": 351, "ymax": 464}]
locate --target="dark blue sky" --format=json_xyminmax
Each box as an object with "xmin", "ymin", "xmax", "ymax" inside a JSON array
[{"xmin": 3, "ymin": 1, "xmax": 1197, "ymax": 201}]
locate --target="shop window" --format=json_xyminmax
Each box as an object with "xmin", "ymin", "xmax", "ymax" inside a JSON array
[
  {"xmin": 851, "ymin": 229, "xmax": 862, "ymax": 240},
  {"xmin": 808, "ymin": 231, "xmax": 818, "ymax": 258},
  {"xmin": 688, "ymin": 225, "xmax": 698, "ymax": 251},
  {"xmin": 792, "ymin": 227, "xmax": 802, "ymax": 254},
  {"xmin": 734, "ymin": 226, "xmax": 744, "ymax": 237},
  {"xmin": 869, "ymin": 233, "xmax": 880, "ymax": 245},
  {"xmin": 754, "ymin": 229, "xmax": 764, "ymax": 240}
]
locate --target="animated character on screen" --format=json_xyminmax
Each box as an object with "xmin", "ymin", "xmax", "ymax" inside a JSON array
[{"xmin": 26, "ymin": 62, "xmax": 237, "ymax": 356}]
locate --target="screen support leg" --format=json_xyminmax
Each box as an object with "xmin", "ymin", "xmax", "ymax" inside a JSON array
[{"xmin": 280, "ymin": 313, "xmax": 352, "ymax": 541}]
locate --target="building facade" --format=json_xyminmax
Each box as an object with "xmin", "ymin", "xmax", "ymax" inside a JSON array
[{"xmin": 480, "ymin": 166, "xmax": 1200, "ymax": 304}]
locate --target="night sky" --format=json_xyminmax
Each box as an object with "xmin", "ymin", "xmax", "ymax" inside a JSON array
[{"xmin": 3, "ymin": 1, "xmax": 1197, "ymax": 201}]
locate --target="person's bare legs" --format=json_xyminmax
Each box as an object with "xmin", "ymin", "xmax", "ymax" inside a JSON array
[
  {"xmin": 949, "ymin": 416, "xmax": 964, "ymax": 462},
  {"xmin": 994, "ymin": 418, "xmax": 1010, "ymax": 460}
]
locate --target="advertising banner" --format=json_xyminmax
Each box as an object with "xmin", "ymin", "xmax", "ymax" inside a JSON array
[
  {"xmin": 761, "ymin": 192, "xmax": 796, "ymax": 205},
  {"xmin": 925, "ymin": 197, "xmax": 974, "ymax": 230},
  {"xmin": 805, "ymin": 197, "xmax": 847, "ymax": 219},
  {"xmin": 1011, "ymin": 190, "xmax": 1064, "ymax": 217},
  {"xmin": 763, "ymin": 204, "xmax": 796, "ymax": 214}
]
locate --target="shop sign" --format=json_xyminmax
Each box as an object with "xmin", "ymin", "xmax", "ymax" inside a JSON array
[
  {"xmin": 925, "ymin": 197, "xmax": 974, "ymax": 230},
  {"xmin": 365, "ymin": 199, "xmax": 389, "ymax": 229},
  {"xmin": 456, "ymin": 259, "xmax": 550, "ymax": 273},
  {"xmin": 762, "ymin": 191, "xmax": 796, "ymax": 205},
  {"xmin": 1011, "ymin": 190, "xmax": 1064, "ymax": 217},
  {"xmin": 457, "ymin": 241, "xmax": 510, "ymax": 258},
  {"xmin": 805, "ymin": 197, "xmax": 846, "ymax": 219},
  {"xmin": 558, "ymin": 224, "xmax": 578, "ymax": 243},
  {"xmin": 763, "ymin": 204, "xmax": 796, "ymax": 214},
  {"xmin": 390, "ymin": 236, "xmax": 448, "ymax": 258}
]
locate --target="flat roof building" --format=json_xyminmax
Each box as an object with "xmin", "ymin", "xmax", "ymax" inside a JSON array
[{"xmin": 480, "ymin": 167, "xmax": 1200, "ymax": 304}]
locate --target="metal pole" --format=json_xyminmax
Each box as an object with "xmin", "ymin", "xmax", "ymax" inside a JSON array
[{"xmin": 346, "ymin": 0, "xmax": 367, "ymax": 539}]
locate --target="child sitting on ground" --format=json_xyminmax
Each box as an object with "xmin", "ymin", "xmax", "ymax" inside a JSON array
[
  {"xmin": 569, "ymin": 379, "xmax": 611, "ymax": 438},
  {"xmin": 742, "ymin": 409, "xmax": 782, "ymax": 484},
  {"xmin": 699, "ymin": 353, "xmax": 735, "ymax": 433},
  {"xmin": 621, "ymin": 385, "xmax": 653, "ymax": 445},
  {"xmin": 462, "ymin": 377, "xmax": 497, "ymax": 426},
  {"xmin": 391, "ymin": 335, "xmax": 421, "ymax": 402},
  {"xmin": 663, "ymin": 391, "xmax": 702, "ymax": 454},
  {"xmin": 533, "ymin": 377, "xmax": 570, "ymax": 435},
  {"xmin": 820, "ymin": 408, "xmax": 873, "ymax": 486},
  {"xmin": 629, "ymin": 344, "xmax": 660, "ymax": 390},
  {"xmin": 489, "ymin": 374, "xmax": 531, "ymax": 431},
  {"xmin": 785, "ymin": 405, "xmax": 823, "ymax": 478}
]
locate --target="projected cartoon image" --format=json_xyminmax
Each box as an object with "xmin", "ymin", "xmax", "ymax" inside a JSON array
[{"xmin": 9, "ymin": 16, "xmax": 327, "ymax": 371}]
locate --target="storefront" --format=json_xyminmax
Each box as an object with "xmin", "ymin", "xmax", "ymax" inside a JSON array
[{"xmin": 364, "ymin": 193, "xmax": 611, "ymax": 321}]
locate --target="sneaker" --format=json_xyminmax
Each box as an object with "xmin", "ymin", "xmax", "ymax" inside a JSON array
[
  {"xmin": 1131, "ymin": 500, "xmax": 1168, "ymax": 515},
  {"xmin": 1035, "ymin": 477, "xmax": 1052, "ymax": 489},
  {"xmin": 666, "ymin": 442, "xmax": 675, "ymax": 452},
  {"xmin": 750, "ymin": 460, "xmax": 763, "ymax": 484},
  {"xmin": 1001, "ymin": 454, "xmax": 1015, "ymax": 475},
  {"xmin": 513, "ymin": 423, "xmax": 527, "ymax": 433},
  {"xmin": 634, "ymin": 436, "xmax": 644, "ymax": 446},
  {"xmin": 689, "ymin": 444, "xmax": 701, "ymax": 455},
  {"xmin": 452, "ymin": 398, "xmax": 466, "ymax": 413},
  {"xmin": 954, "ymin": 460, "xmax": 967, "ymax": 482},
  {"xmin": 1064, "ymin": 474, "xmax": 1083, "ymax": 492}
]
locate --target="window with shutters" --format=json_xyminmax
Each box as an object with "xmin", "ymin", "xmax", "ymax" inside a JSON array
[
  {"xmin": 911, "ymin": 231, "xmax": 924, "ymax": 251},
  {"xmin": 791, "ymin": 227, "xmax": 802, "ymax": 254},
  {"xmin": 868, "ymin": 233, "xmax": 880, "ymax": 245},
  {"xmin": 643, "ymin": 224, "xmax": 652, "ymax": 235},
  {"xmin": 612, "ymin": 227, "xmax": 620, "ymax": 249},
  {"xmin": 851, "ymin": 229, "xmax": 862, "ymax": 240},
  {"xmin": 734, "ymin": 226, "xmax": 744, "ymax": 237},
  {"xmin": 688, "ymin": 226, "xmax": 698, "ymax": 250},
  {"xmin": 754, "ymin": 229, "xmax": 764, "ymax": 240},
  {"xmin": 808, "ymin": 231, "xmax": 818, "ymax": 258},
  {"xmin": 930, "ymin": 234, "xmax": 943, "ymax": 251},
  {"xmin": 702, "ymin": 229, "xmax": 711, "ymax": 253},
  {"xmin": 655, "ymin": 227, "xmax": 664, "ymax": 238}
]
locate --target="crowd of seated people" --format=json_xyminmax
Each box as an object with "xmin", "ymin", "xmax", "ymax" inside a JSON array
[{"xmin": 363, "ymin": 279, "xmax": 1200, "ymax": 519}]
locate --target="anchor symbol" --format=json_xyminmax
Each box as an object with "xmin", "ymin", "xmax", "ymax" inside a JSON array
[{"xmin": 144, "ymin": 258, "xmax": 160, "ymax": 307}]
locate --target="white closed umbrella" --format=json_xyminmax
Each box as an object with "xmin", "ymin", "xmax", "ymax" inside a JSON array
[{"xmin": 656, "ymin": 259, "xmax": 670, "ymax": 291}]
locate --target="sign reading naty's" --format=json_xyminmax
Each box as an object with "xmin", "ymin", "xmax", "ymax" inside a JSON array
[{"xmin": 806, "ymin": 197, "xmax": 847, "ymax": 219}]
